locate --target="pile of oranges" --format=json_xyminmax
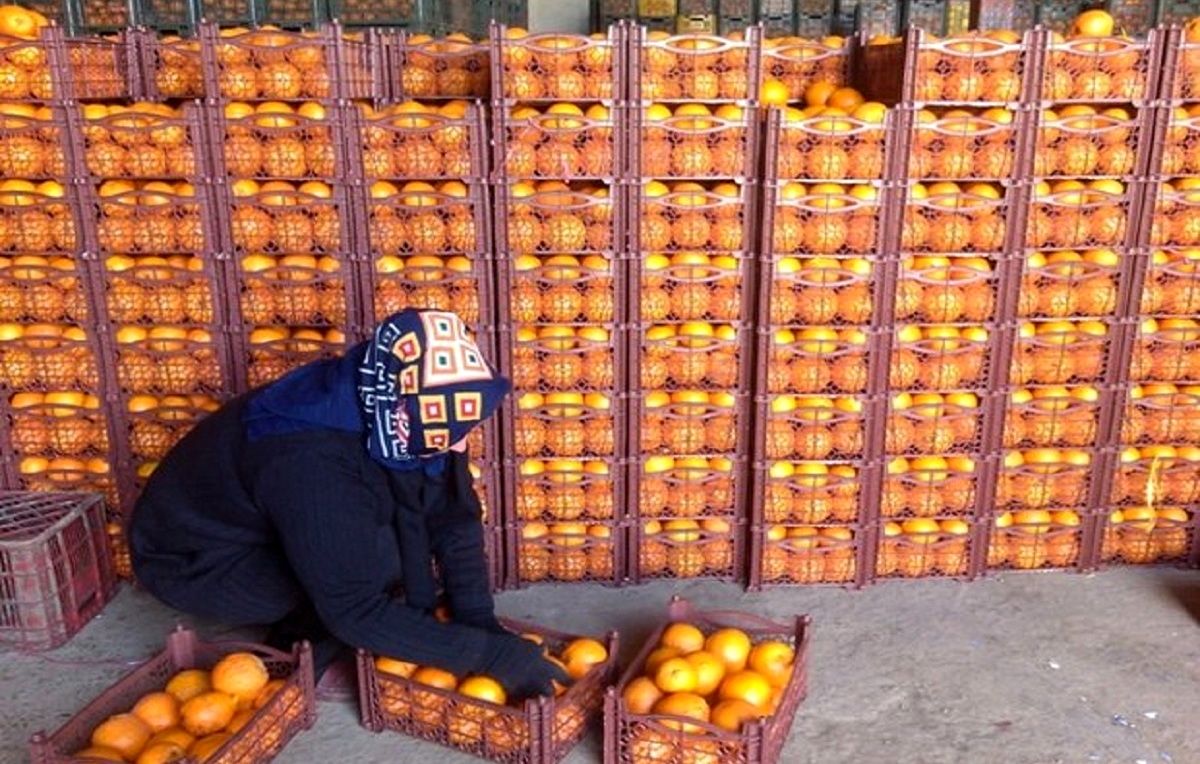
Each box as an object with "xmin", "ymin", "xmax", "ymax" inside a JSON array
[
  {"xmin": 621, "ymin": 623, "xmax": 796, "ymax": 760},
  {"xmin": 73, "ymin": 652, "xmax": 300, "ymax": 763},
  {"xmin": 499, "ymin": 29, "xmax": 615, "ymax": 101},
  {"xmin": 396, "ymin": 33, "xmax": 489, "ymax": 100},
  {"xmin": 374, "ymin": 634, "xmax": 609, "ymax": 755},
  {"xmin": 878, "ymin": 518, "xmax": 973, "ymax": 577},
  {"xmin": 760, "ymin": 36, "xmax": 847, "ymax": 103},
  {"xmin": 361, "ymin": 100, "xmax": 477, "ymax": 180},
  {"xmin": 637, "ymin": 32, "xmax": 751, "ymax": 102},
  {"xmin": 988, "ymin": 509, "xmax": 1083, "ymax": 569},
  {"xmin": 80, "ymin": 103, "xmax": 197, "ymax": 179},
  {"xmin": 213, "ymin": 28, "xmax": 342, "ymax": 101},
  {"xmin": 505, "ymin": 102, "xmax": 614, "ymax": 179}
]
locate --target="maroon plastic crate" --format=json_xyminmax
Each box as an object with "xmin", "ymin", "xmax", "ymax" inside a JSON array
[
  {"xmin": 359, "ymin": 619, "xmax": 618, "ymax": 764},
  {"xmin": 0, "ymin": 184, "xmax": 79, "ymax": 254},
  {"xmin": 995, "ymin": 450, "xmax": 1095, "ymax": 513},
  {"xmin": 751, "ymin": 459, "xmax": 868, "ymax": 526},
  {"xmin": 138, "ymin": 31, "xmax": 204, "ymax": 101},
  {"xmin": 757, "ymin": 394, "xmax": 869, "ymax": 463},
  {"xmin": 765, "ymin": 194, "xmax": 884, "ymax": 266},
  {"xmin": 1120, "ymin": 384, "xmax": 1200, "ymax": 447},
  {"xmin": 100, "ymin": 255, "xmax": 219, "ymax": 328},
  {"xmin": 4, "ymin": 392, "xmax": 109, "ymax": 463},
  {"xmin": 72, "ymin": 102, "xmax": 207, "ymax": 181},
  {"xmin": 1011, "ymin": 319, "xmax": 1117, "ymax": 387},
  {"xmin": 769, "ymin": 110, "xmax": 888, "ymax": 184},
  {"xmin": 630, "ymin": 104, "xmax": 757, "ymax": 181},
  {"xmin": 0, "ymin": 32, "xmax": 58, "ymax": 102},
  {"xmin": 1003, "ymin": 387, "xmax": 1105, "ymax": 450},
  {"xmin": 1146, "ymin": 182, "xmax": 1200, "ymax": 251},
  {"xmin": 873, "ymin": 517, "xmax": 979, "ymax": 579},
  {"xmin": 629, "ymin": 27, "xmax": 761, "ymax": 104},
  {"xmin": 1127, "ymin": 318, "xmax": 1200, "ymax": 384},
  {"xmin": 211, "ymin": 101, "xmax": 357, "ymax": 183},
  {"xmin": 1031, "ymin": 107, "xmax": 1148, "ymax": 180},
  {"xmin": 506, "ymin": 515, "xmax": 626, "ymax": 586},
  {"xmin": 496, "ymin": 183, "xmax": 622, "ymax": 258},
  {"xmin": 1139, "ymin": 248, "xmax": 1200, "ymax": 318},
  {"xmin": 880, "ymin": 456, "xmax": 980, "ymax": 520},
  {"xmin": 985, "ymin": 516, "xmax": 1090, "ymax": 572},
  {"xmin": 221, "ymin": 182, "xmax": 355, "ymax": 263},
  {"xmin": 894, "ymin": 256, "xmax": 1001, "ymax": 325},
  {"xmin": 0, "ymin": 491, "xmax": 113, "ymax": 651},
  {"xmin": 752, "ymin": 523, "xmax": 864, "ymax": 586},
  {"xmin": 29, "ymin": 627, "xmax": 316, "ymax": 762},
  {"xmin": 0, "ymin": 106, "xmax": 69, "ymax": 179},
  {"xmin": 200, "ymin": 22, "xmax": 378, "ymax": 102},
  {"xmin": 124, "ymin": 394, "xmax": 220, "ymax": 463},
  {"xmin": 1158, "ymin": 26, "xmax": 1200, "ymax": 103},
  {"xmin": 240, "ymin": 327, "xmax": 350, "ymax": 389},
  {"xmin": 492, "ymin": 26, "xmax": 621, "ymax": 104},
  {"xmin": 633, "ymin": 180, "xmax": 753, "ymax": 255},
  {"xmin": 0, "ymin": 325, "xmax": 101, "ymax": 391},
  {"xmin": 1098, "ymin": 507, "xmax": 1198, "ymax": 567},
  {"xmin": 888, "ymin": 324, "xmax": 992, "ymax": 392},
  {"xmin": 907, "ymin": 110, "xmax": 1021, "ymax": 183},
  {"xmin": 54, "ymin": 29, "xmax": 138, "ymax": 102},
  {"xmin": 902, "ymin": 186, "xmax": 1013, "ymax": 256},
  {"xmin": 511, "ymin": 393, "xmax": 620, "ymax": 464},
  {"xmin": 0, "ymin": 254, "xmax": 89, "ymax": 325},
  {"xmin": 885, "ymin": 392, "xmax": 986, "ymax": 457},
  {"xmin": 389, "ymin": 30, "xmax": 490, "ymax": 101},
  {"xmin": 358, "ymin": 102, "xmax": 487, "ymax": 183},
  {"xmin": 1016, "ymin": 250, "xmax": 1121, "ymax": 320},
  {"xmin": 1026, "ymin": 184, "xmax": 1136, "ymax": 252},
  {"xmin": 604, "ymin": 597, "xmax": 809, "ymax": 764},
  {"xmin": 758, "ymin": 328, "xmax": 872, "ymax": 397},
  {"xmin": 12, "ymin": 456, "xmax": 118, "ymax": 512},
  {"xmin": 89, "ymin": 183, "xmax": 211, "ymax": 256},
  {"xmin": 1112, "ymin": 450, "xmax": 1200, "ymax": 507},
  {"xmin": 234, "ymin": 255, "xmax": 353, "ymax": 331},
  {"xmin": 632, "ymin": 510, "xmax": 745, "ymax": 582},
  {"xmin": 759, "ymin": 37, "xmax": 849, "ymax": 104},
  {"xmin": 1038, "ymin": 28, "xmax": 1157, "ymax": 107},
  {"xmin": 497, "ymin": 103, "xmax": 621, "ymax": 181}
]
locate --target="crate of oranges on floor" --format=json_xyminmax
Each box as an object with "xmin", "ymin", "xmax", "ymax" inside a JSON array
[
  {"xmin": 358, "ymin": 618, "xmax": 618, "ymax": 763},
  {"xmin": 29, "ymin": 626, "xmax": 315, "ymax": 763},
  {"xmin": 605, "ymin": 596, "xmax": 809, "ymax": 764}
]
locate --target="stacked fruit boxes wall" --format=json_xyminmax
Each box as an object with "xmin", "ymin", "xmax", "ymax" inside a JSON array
[
  {"xmin": 625, "ymin": 28, "xmax": 762, "ymax": 585},
  {"xmin": 490, "ymin": 25, "xmax": 630, "ymax": 587},
  {"xmin": 1104, "ymin": 26, "xmax": 1200, "ymax": 570}
]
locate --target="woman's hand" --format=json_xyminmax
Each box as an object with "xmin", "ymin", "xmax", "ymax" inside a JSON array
[{"xmin": 478, "ymin": 632, "xmax": 572, "ymax": 700}]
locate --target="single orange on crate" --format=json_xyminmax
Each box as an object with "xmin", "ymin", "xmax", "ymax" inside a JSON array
[
  {"xmin": 704, "ymin": 628, "xmax": 752, "ymax": 672},
  {"xmin": 89, "ymin": 714, "xmax": 152, "ymax": 760},
  {"xmin": 211, "ymin": 652, "xmax": 270, "ymax": 708},
  {"xmin": 561, "ymin": 637, "xmax": 609, "ymax": 680}
]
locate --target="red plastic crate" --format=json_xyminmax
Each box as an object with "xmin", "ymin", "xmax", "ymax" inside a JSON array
[
  {"xmin": 359, "ymin": 184, "xmax": 487, "ymax": 260},
  {"xmin": 1112, "ymin": 451, "xmax": 1200, "ymax": 507},
  {"xmin": 390, "ymin": 31, "xmax": 490, "ymax": 101},
  {"xmin": 242, "ymin": 327, "xmax": 349, "ymax": 389},
  {"xmin": 634, "ymin": 252, "xmax": 750, "ymax": 325},
  {"xmin": 604, "ymin": 597, "xmax": 809, "ymax": 764},
  {"xmin": 499, "ymin": 104, "xmax": 620, "ymax": 181},
  {"xmin": 358, "ymin": 102, "xmax": 486, "ymax": 182},
  {"xmin": 498, "ymin": 184, "xmax": 620, "ymax": 257},
  {"xmin": 512, "ymin": 394, "xmax": 619, "ymax": 463},
  {"xmin": 29, "ymin": 627, "xmax": 316, "ymax": 762},
  {"xmin": 492, "ymin": 27, "xmax": 621, "ymax": 103},
  {"xmin": 125, "ymin": 395, "xmax": 220, "ymax": 463},
  {"xmin": 635, "ymin": 322, "xmax": 747, "ymax": 392},
  {"xmin": 759, "ymin": 329, "xmax": 872, "ymax": 396},
  {"xmin": 56, "ymin": 30, "xmax": 138, "ymax": 102},
  {"xmin": 874, "ymin": 518, "xmax": 978, "ymax": 579},
  {"xmin": 0, "ymin": 107, "xmax": 69, "ymax": 179},
  {"xmin": 235, "ymin": 256, "xmax": 351, "ymax": 329},
  {"xmin": 888, "ymin": 325, "xmax": 991, "ymax": 392},
  {"xmin": 90, "ymin": 184, "xmax": 211, "ymax": 256},
  {"xmin": 365, "ymin": 250, "xmax": 492, "ymax": 332},
  {"xmin": 634, "ymin": 182, "xmax": 752, "ymax": 254},
  {"xmin": 885, "ymin": 392, "xmax": 985, "ymax": 457},
  {"xmin": 760, "ymin": 394, "xmax": 868, "ymax": 462},
  {"xmin": 359, "ymin": 619, "xmax": 618, "ymax": 763},
  {"xmin": 111, "ymin": 328, "xmax": 226, "ymax": 398},
  {"xmin": 13, "ymin": 457, "xmax": 117, "ymax": 510},
  {"xmin": 0, "ymin": 492, "xmax": 114, "ymax": 651},
  {"xmin": 634, "ymin": 454, "xmax": 742, "ymax": 520},
  {"xmin": 1004, "ymin": 387, "xmax": 1104, "ymax": 449},
  {"xmin": 0, "ymin": 33, "xmax": 58, "ymax": 102},
  {"xmin": 753, "ymin": 460, "xmax": 866, "ymax": 526},
  {"xmin": 753, "ymin": 523, "xmax": 863, "ymax": 586},
  {"xmin": 629, "ymin": 29, "xmax": 761, "ymax": 104},
  {"xmin": 760, "ymin": 37, "xmax": 849, "ymax": 104},
  {"xmin": 1154, "ymin": 105, "xmax": 1200, "ymax": 177}
]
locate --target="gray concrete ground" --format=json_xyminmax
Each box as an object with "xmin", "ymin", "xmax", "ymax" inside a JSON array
[{"xmin": 3, "ymin": 567, "xmax": 1199, "ymax": 764}]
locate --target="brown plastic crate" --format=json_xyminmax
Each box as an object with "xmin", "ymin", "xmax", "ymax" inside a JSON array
[
  {"xmin": 1146, "ymin": 182, "xmax": 1200, "ymax": 251},
  {"xmin": 759, "ymin": 37, "xmax": 849, "ymax": 104},
  {"xmin": 885, "ymin": 393, "xmax": 986, "ymax": 457},
  {"xmin": 240, "ymin": 327, "xmax": 351, "ymax": 390},
  {"xmin": 1139, "ymin": 248, "xmax": 1200, "ymax": 319},
  {"xmin": 985, "ymin": 519, "xmax": 1088, "ymax": 572},
  {"xmin": 629, "ymin": 27, "xmax": 761, "ymax": 104},
  {"xmin": 764, "ymin": 194, "xmax": 884, "ymax": 266},
  {"xmin": 769, "ymin": 110, "xmax": 888, "ymax": 183},
  {"xmin": 0, "ymin": 255, "xmax": 89, "ymax": 325},
  {"xmin": 630, "ymin": 104, "xmax": 757, "ymax": 181},
  {"xmin": 1038, "ymin": 28, "xmax": 1158, "ymax": 107},
  {"xmin": 887, "ymin": 324, "xmax": 992, "ymax": 392},
  {"xmin": 604, "ymin": 597, "xmax": 809, "ymax": 764},
  {"xmin": 751, "ymin": 459, "xmax": 869, "ymax": 526},
  {"xmin": 358, "ymin": 102, "xmax": 487, "ymax": 183},
  {"xmin": 53, "ymin": 29, "xmax": 139, "ymax": 102},
  {"xmin": 506, "ymin": 515, "xmax": 626, "ymax": 586},
  {"xmin": 12, "ymin": 457, "xmax": 118, "ymax": 511},
  {"xmin": 358, "ymin": 619, "xmax": 619, "ymax": 763},
  {"xmin": 1015, "ymin": 250, "xmax": 1121, "ymax": 320},
  {"xmin": 894, "ymin": 256, "xmax": 1001, "ymax": 325},
  {"xmin": 752, "ymin": 523, "xmax": 864, "ymax": 586},
  {"xmin": 234, "ymin": 256, "xmax": 353, "ymax": 331},
  {"xmin": 633, "ymin": 512, "xmax": 744, "ymax": 583},
  {"xmin": 1010, "ymin": 319, "xmax": 1118, "ymax": 387},
  {"xmin": 492, "ymin": 25, "xmax": 621, "ymax": 104},
  {"xmin": 138, "ymin": 31, "xmax": 204, "ymax": 101},
  {"xmin": 71, "ymin": 102, "xmax": 208, "ymax": 181},
  {"xmin": 497, "ymin": 104, "xmax": 621, "ymax": 182},
  {"xmin": 757, "ymin": 328, "xmax": 873, "ymax": 397},
  {"xmin": 756, "ymin": 394, "xmax": 870, "ymax": 463},
  {"xmin": 0, "ymin": 107, "xmax": 70, "ymax": 180},
  {"xmin": 880, "ymin": 456, "xmax": 980, "ymax": 520},
  {"xmin": 995, "ymin": 451, "xmax": 1095, "ymax": 513},
  {"xmin": 1003, "ymin": 387, "xmax": 1105, "ymax": 450},
  {"xmin": 873, "ymin": 517, "xmax": 979, "ymax": 579},
  {"xmin": 632, "ymin": 180, "xmax": 754, "ymax": 255},
  {"xmin": 1120, "ymin": 384, "xmax": 1200, "ymax": 447},
  {"xmin": 29, "ymin": 626, "xmax": 316, "ymax": 762},
  {"xmin": 199, "ymin": 22, "xmax": 379, "ymax": 102},
  {"xmin": 510, "ymin": 394, "xmax": 621, "ymax": 463},
  {"xmin": 0, "ymin": 32, "xmax": 59, "ymax": 102},
  {"xmin": 496, "ymin": 183, "xmax": 623, "ymax": 258},
  {"xmin": 1157, "ymin": 26, "xmax": 1200, "ymax": 103},
  {"xmin": 901, "ymin": 187, "xmax": 1013, "ymax": 256},
  {"xmin": 1031, "ymin": 107, "xmax": 1148, "ymax": 180},
  {"xmin": 1098, "ymin": 507, "xmax": 1198, "ymax": 567},
  {"xmin": 88, "ymin": 184, "xmax": 212, "ymax": 257},
  {"xmin": 905, "ymin": 109, "xmax": 1022, "ymax": 183},
  {"xmin": 0, "ymin": 184, "xmax": 80, "ymax": 254},
  {"xmin": 211, "ymin": 101, "xmax": 358, "ymax": 183},
  {"xmin": 4, "ymin": 392, "xmax": 109, "ymax": 462},
  {"xmin": 0, "ymin": 492, "xmax": 114, "ymax": 651},
  {"xmin": 1127, "ymin": 319, "xmax": 1200, "ymax": 384},
  {"xmin": 390, "ymin": 31, "xmax": 491, "ymax": 101},
  {"xmin": 220, "ymin": 183, "xmax": 356, "ymax": 262},
  {"xmin": 0, "ymin": 326, "xmax": 101, "ymax": 391},
  {"xmin": 101, "ymin": 255, "xmax": 220, "ymax": 328},
  {"xmin": 1111, "ymin": 451, "xmax": 1200, "ymax": 507}
]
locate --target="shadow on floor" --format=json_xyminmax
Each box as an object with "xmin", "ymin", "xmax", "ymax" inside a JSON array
[{"xmin": 1162, "ymin": 575, "xmax": 1200, "ymax": 625}]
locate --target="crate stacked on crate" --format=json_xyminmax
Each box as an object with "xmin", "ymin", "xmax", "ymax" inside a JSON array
[
  {"xmin": 201, "ymin": 24, "xmax": 377, "ymax": 390},
  {"xmin": 860, "ymin": 28, "xmax": 1040, "ymax": 581},
  {"xmin": 758, "ymin": 33, "xmax": 849, "ymax": 105},
  {"xmin": 491, "ymin": 24, "xmax": 627, "ymax": 586},
  {"xmin": 359, "ymin": 618, "xmax": 617, "ymax": 762},
  {"xmin": 626, "ymin": 27, "xmax": 760, "ymax": 584},
  {"xmin": 746, "ymin": 90, "xmax": 892, "ymax": 588},
  {"xmin": 390, "ymin": 30, "xmax": 491, "ymax": 101},
  {"xmin": 998, "ymin": 24, "xmax": 1163, "ymax": 572}
]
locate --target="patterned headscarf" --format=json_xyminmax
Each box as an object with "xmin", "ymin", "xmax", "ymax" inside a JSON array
[
  {"xmin": 358, "ymin": 309, "xmax": 509, "ymax": 467},
  {"xmin": 245, "ymin": 309, "xmax": 509, "ymax": 471}
]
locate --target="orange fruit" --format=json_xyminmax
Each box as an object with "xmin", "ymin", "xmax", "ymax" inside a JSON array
[
  {"xmin": 188, "ymin": 733, "xmax": 232, "ymax": 762},
  {"xmin": 75, "ymin": 746, "xmax": 125, "ymax": 762},
  {"xmin": 660, "ymin": 622, "xmax": 706, "ymax": 653},
  {"xmin": 805, "ymin": 81, "xmax": 836, "ymax": 107},
  {"xmin": 718, "ymin": 671, "xmax": 773, "ymax": 709},
  {"xmin": 561, "ymin": 637, "xmax": 609, "ymax": 680},
  {"xmin": 132, "ymin": 692, "xmax": 180, "ymax": 733},
  {"xmin": 651, "ymin": 692, "xmax": 711, "ymax": 733},
  {"xmin": 211, "ymin": 652, "xmax": 269, "ymax": 708},
  {"xmin": 827, "ymin": 87, "xmax": 864, "ymax": 111},
  {"xmin": 747, "ymin": 641, "xmax": 796, "ymax": 688},
  {"xmin": 760, "ymin": 79, "xmax": 789, "ymax": 106},
  {"xmin": 622, "ymin": 676, "xmax": 663, "ymax": 714},
  {"xmin": 136, "ymin": 742, "xmax": 187, "ymax": 764},
  {"xmin": 644, "ymin": 645, "xmax": 682, "ymax": 673},
  {"xmin": 704, "ymin": 628, "xmax": 752, "ymax": 672},
  {"xmin": 165, "ymin": 670, "xmax": 211, "ymax": 703},
  {"xmin": 710, "ymin": 698, "xmax": 765, "ymax": 732},
  {"xmin": 374, "ymin": 657, "xmax": 418, "ymax": 679},
  {"xmin": 412, "ymin": 666, "xmax": 458, "ymax": 691},
  {"xmin": 180, "ymin": 691, "xmax": 238, "ymax": 737},
  {"xmin": 684, "ymin": 650, "xmax": 726, "ymax": 696},
  {"xmin": 91, "ymin": 713, "xmax": 152, "ymax": 760},
  {"xmin": 654, "ymin": 657, "xmax": 699, "ymax": 693},
  {"xmin": 146, "ymin": 728, "xmax": 193, "ymax": 750},
  {"xmin": 458, "ymin": 676, "xmax": 508, "ymax": 706}
]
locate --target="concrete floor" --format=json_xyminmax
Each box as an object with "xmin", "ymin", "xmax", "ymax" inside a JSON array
[{"xmin": 3, "ymin": 567, "xmax": 1199, "ymax": 764}]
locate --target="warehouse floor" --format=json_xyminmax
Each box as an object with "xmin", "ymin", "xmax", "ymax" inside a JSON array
[{"xmin": 3, "ymin": 568, "xmax": 1199, "ymax": 764}]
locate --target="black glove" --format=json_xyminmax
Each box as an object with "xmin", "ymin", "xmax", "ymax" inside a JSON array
[
  {"xmin": 454, "ymin": 606, "xmax": 511, "ymax": 636},
  {"xmin": 478, "ymin": 632, "xmax": 571, "ymax": 700}
]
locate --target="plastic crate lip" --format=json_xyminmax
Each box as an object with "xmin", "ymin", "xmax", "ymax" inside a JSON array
[
  {"xmin": 1045, "ymin": 35, "xmax": 1148, "ymax": 56},
  {"xmin": 398, "ymin": 33, "xmax": 490, "ymax": 58},
  {"xmin": 900, "ymin": 261, "xmax": 995, "ymax": 284},
  {"xmin": 1129, "ymin": 389, "xmax": 1200, "ymax": 408},
  {"xmin": 906, "ymin": 192, "xmax": 1010, "ymax": 211},
  {"xmin": 762, "ymin": 38, "xmax": 845, "ymax": 60},
  {"xmin": 773, "ymin": 193, "xmax": 880, "ymax": 215},
  {"xmin": 0, "ymin": 188, "xmax": 72, "ymax": 207},
  {"xmin": 1153, "ymin": 188, "xmax": 1200, "ymax": 208},
  {"xmin": 1117, "ymin": 455, "xmax": 1200, "ymax": 474},
  {"xmin": 768, "ymin": 335, "xmax": 869, "ymax": 357},
  {"xmin": 511, "ymin": 111, "xmax": 617, "ymax": 133},
  {"xmin": 231, "ymin": 188, "xmax": 342, "ymax": 205},
  {"xmin": 765, "ymin": 528, "xmax": 860, "ymax": 551},
  {"xmin": 1001, "ymin": 458, "xmax": 1094, "ymax": 478},
  {"xmin": 641, "ymin": 189, "xmax": 744, "ymax": 210},
  {"xmin": 506, "ymin": 189, "xmax": 615, "ymax": 211},
  {"xmin": 220, "ymin": 111, "xmax": 334, "ymax": 135},
  {"xmin": 504, "ymin": 30, "xmax": 617, "ymax": 53},
  {"xmin": 247, "ymin": 335, "xmax": 342, "ymax": 353},
  {"xmin": 0, "ymin": 491, "xmax": 101, "ymax": 545},
  {"xmin": 916, "ymin": 115, "xmax": 1017, "ymax": 138},
  {"xmin": 1149, "ymin": 254, "xmax": 1200, "ymax": 278},
  {"xmin": 1042, "ymin": 112, "xmax": 1140, "ymax": 133},
  {"xmin": 918, "ymin": 32, "xmax": 1027, "ymax": 58},
  {"xmin": 1024, "ymin": 258, "xmax": 1120, "ymax": 280}
]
